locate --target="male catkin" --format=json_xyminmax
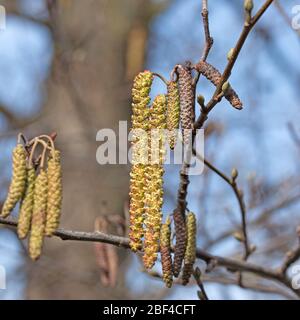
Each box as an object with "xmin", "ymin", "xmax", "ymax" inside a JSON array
[
  {"xmin": 17, "ymin": 166, "xmax": 35, "ymax": 239},
  {"xmin": 45, "ymin": 150, "xmax": 63, "ymax": 236},
  {"xmin": 160, "ymin": 216, "xmax": 173, "ymax": 288},
  {"xmin": 1, "ymin": 144, "xmax": 27, "ymax": 218},
  {"xmin": 167, "ymin": 81, "xmax": 180, "ymax": 149},
  {"xmin": 196, "ymin": 61, "xmax": 243, "ymax": 109},
  {"xmin": 143, "ymin": 94, "xmax": 167, "ymax": 269},
  {"xmin": 29, "ymin": 169, "xmax": 48, "ymax": 260},
  {"xmin": 173, "ymin": 208, "xmax": 187, "ymax": 277},
  {"xmin": 182, "ymin": 212, "xmax": 197, "ymax": 285},
  {"xmin": 177, "ymin": 65, "xmax": 195, "ymax": 145},
  {"xmin": 129, "ymin": 71, "xmax": 153, "ymax": 252}
]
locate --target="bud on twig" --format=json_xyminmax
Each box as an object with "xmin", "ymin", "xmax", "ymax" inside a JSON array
[
  {"xmin": 227, "ymin": 48, "xmax": 235, "ymax": 61},
  {"xmin": 231, "ymin": 168, "xmax": 238, "ymax": 181},
  {"xmin": 222, "ymin": 81, "xmax": 231, "ymax": 95}
]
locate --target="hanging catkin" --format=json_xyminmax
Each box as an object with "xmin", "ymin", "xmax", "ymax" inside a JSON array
[
  {"xmin": 182, "ymin": 212, "xmax": 197, "ymax": 285},
  {"xmin": 129, "ymin": 71, "xmax": 153, "ymax": 252},
  {"xmin": 176, "ymin": 65, "xmax": 195, "ymax": 145},
  {"xmin": 1, "ymin": 144, "xmax": 27, "ymax": 218},
  {"xmin": 173, "ymin": 208, "xmax": 187, "ymax": 277},
  {"xmin": 17, "ymin": 166, "xmax": 35, "ymax": 239},
  {"xmin": 196, "ymin": 60, "xmax": 243, "ymax": 109},
  {"xmin": 167, "ymin": 81, "xmax": 180, "ymax": 149},
  {"xmin": 29, "ymin": 169, "xmax": 48, "ymax": 260},
  {"xmin": 143, "ymin": 94, "xmax": 166, "ymax": 269},
  {"xmin": 45, "ymin": 150, "xmax": 63, "ymax": 236},
  {"xmin": 160, "ymin": 216, "xmax": 173, "ymax": 288}
]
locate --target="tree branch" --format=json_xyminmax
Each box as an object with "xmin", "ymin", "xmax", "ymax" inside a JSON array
[{"xmin": 0, "ymin": 216, "xmax": 298, "ymax": 298}]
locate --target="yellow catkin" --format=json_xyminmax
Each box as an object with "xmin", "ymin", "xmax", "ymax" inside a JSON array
[
  {"xmin": 17, "ymin": 166, "xmax": 35, "ymax": 239},
  {"xmin": 129, "ymin": 71, "xmax": 153, "ymax": 252},
  {"xmin": 29, "ymin": 169, "xmax": 48, "ymax": 260},
  {"xmin": 1, "ymin": 144, "xmax": 27, "ymax": 218},
  {"xmin": 45, "ymin": 150, "xmax": 63, "ymax": 236},
  {"xmin": 167, "ymin": 81, "xmax": 180, "ymax": 149},
  {"xmin": 160, "ymin": 216, "xmax": 173, "ymax": 288},
  {"xmin": 182, "ymin": 212, "xmax": 197, "ymax": 285},
  {"xmin": 143, "ymin": 94, "xmax": 166, "ymax": 269}
]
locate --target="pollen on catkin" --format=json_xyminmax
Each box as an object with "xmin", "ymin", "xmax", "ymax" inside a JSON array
[
  {"xmin": 173, "ymin": 208, "xmax": 187, "ymax": 277},
  {"xmin": 167, "ymin": 81, "xmax": 180, "ymax": 149},
  {"xmin": 196, "ymin": 61, "xmax": 243, "ymax": 110},
  {"xmin": 160, "ymin": 216, "xmax": 173, "ymax": 288},
  {"xmin": 129, "ymin": 71, "xmax": 153, "ymax": 252},
  {"xmin": 182, "ymin": 212, "xmax": 197, "ymax": 285},
  {"xmin": 176, "ymin": 65, "xmax": 195, "ymax": 145},
  {"xmin": 1, "ymin": 144, "xmax": 27, "ymax": 218},
  {"xmin": 45, "ymin": 150, "xmax": 63, "ymax": 236},
  {"xmin": 17, "ymin": 166, "xmax": 35, "ymax": 239},
  {"xmin": 29, "ymin": 169, "xmax": 48, "ymax": 260},
  {"xmin": 143, "ymin": 94, "xmax": 166, "ymax": 269}
]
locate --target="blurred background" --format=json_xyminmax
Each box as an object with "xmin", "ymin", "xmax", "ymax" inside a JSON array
[{"xmin": 0, "ymin": 0, "xmax": 300, "ymax": 300}]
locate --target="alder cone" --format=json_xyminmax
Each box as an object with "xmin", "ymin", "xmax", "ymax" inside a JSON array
[
  {"xmin": 196, "ymin": 61, "xmax": 243, "ymax": 110},
  {"xmin": 172, "ymin": 208, "xmax": 187, "ymax": 277},
  {"xmin": 177, "ymin": 65, "xmax": 195, "ymax": 145},
  {"xmin": 1, "ymin": 144, "xmax": 27, "ymax": 218}
]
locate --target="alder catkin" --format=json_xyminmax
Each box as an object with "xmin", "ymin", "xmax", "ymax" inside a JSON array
[
  {"xmin": 129, "ymin": 71, "xmax": 153, "ymax": 252},
  {"xmin": 1, "ymin": 144, "xmax": 27, "ymax": 218},
  {"xmin": 143, "ymin": 94, "xmax": 167, "ymax": 269},
  {"xmin": 196, "ymin": 60, "xmax": 243, "ymax": 110},
  {"xmin": 167, "ymin": 81, "xmax": 180, "ymax": 149},
  {"xmin": 173, "ymin": 208, "xmax": 187, "ymax": 277},
  {"xmin": 182, "ymin": 212, "xmax": 197, "ymax": 285},
  {"xmin": 29, "ymin": 169, "xmax": 48, "ymax": 260},
  {"xmin": 177, "ymin": 65, "xmax": 195, "ymax": 145},
  {"xmin": 45, "ymin": 150, "xmax": 63, "ymax": 236},
  {"xmin": 17, "ymin": 166, "xmax": 35, "ymax": 239},
  {"xmin": 160, "ymin": 216, "xmax": 173, "ymax": 288}
]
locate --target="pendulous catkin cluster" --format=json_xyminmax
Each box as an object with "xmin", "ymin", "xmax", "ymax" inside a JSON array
[
  {"xmin": 172, "ymin": 208, "xmax": 187, "ymax": 277},
  {"xmin": 160, "ymin": 216, "xmax": 173, "ymax": 288},
  {"xmin": 29, "ymin": 169, "xmax": 48, "ymax": 260},
  {"xmin": 196, "ymin": 60, "xmax": 243, "ymax": 110},
  {"xmin": 1, "ymin": 144, "xmax": 27, "ymax": 218},
  {"xmin": 143, "ymin": 94, "xmax": 167, "ymax": 269},
  {"xmin": 1, "ymin": 135, "xmax": 63, "ymax": 261},
  {"xmin": 176, "ymin": 65, "xmax": 195, "ymax": 145},
  {"xmin": 182, "ymin": 212, "xmax": 197, "ymax": 285},
  {"xmin": 45, "ymin": 150, "xmax": 63, "ymax": 236},
  {"xmin": 167, "ymin": 81, "xmax": 180, "ymax": 149},
  {"xmin": 129, "ymin": 71, "xmax": 153, "ymax": 252},
  {"xmin": 17, "ymin": 166, "xmax": 35, "ymax": 239}
]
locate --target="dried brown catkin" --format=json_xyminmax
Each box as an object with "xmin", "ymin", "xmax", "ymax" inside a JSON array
[
  {"xmin": 167, "ymin": 81, "xmax": 180, "ymax": 149},
  {"xmin": 196, "ymin": 60, "xmax": 243, "ymax": 110},
  {"xmin": 160, "ymin": 216, "xmax": 173, "ymax": 288},
  {"xmin": 172, "ymin": 208, "xmax": 187, "ymax": 277},
  {"xmin": 1, "ymin": 144, "xmax": 27, "ymax": 218},
  {"xmin": 177, "ymin": 65, "xmax": 195, "ymax": 145},
  {"xmin": 29, "ymin": 169, "xmax": 48, "ymax": 260},
  {"xmin": 129, "ymin": 70, "xmax": 153, "ymax": 252},
  {"xmin": 45, "ymin": 150, "xmax": 63, "ymax": 236},
  {"xmin": 17, "ymin": 166, "xmax": 35, "ymax": 239},
  {"xmin": 182, "ymin": 212, "xmax": 197, "ymax": 285}
]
